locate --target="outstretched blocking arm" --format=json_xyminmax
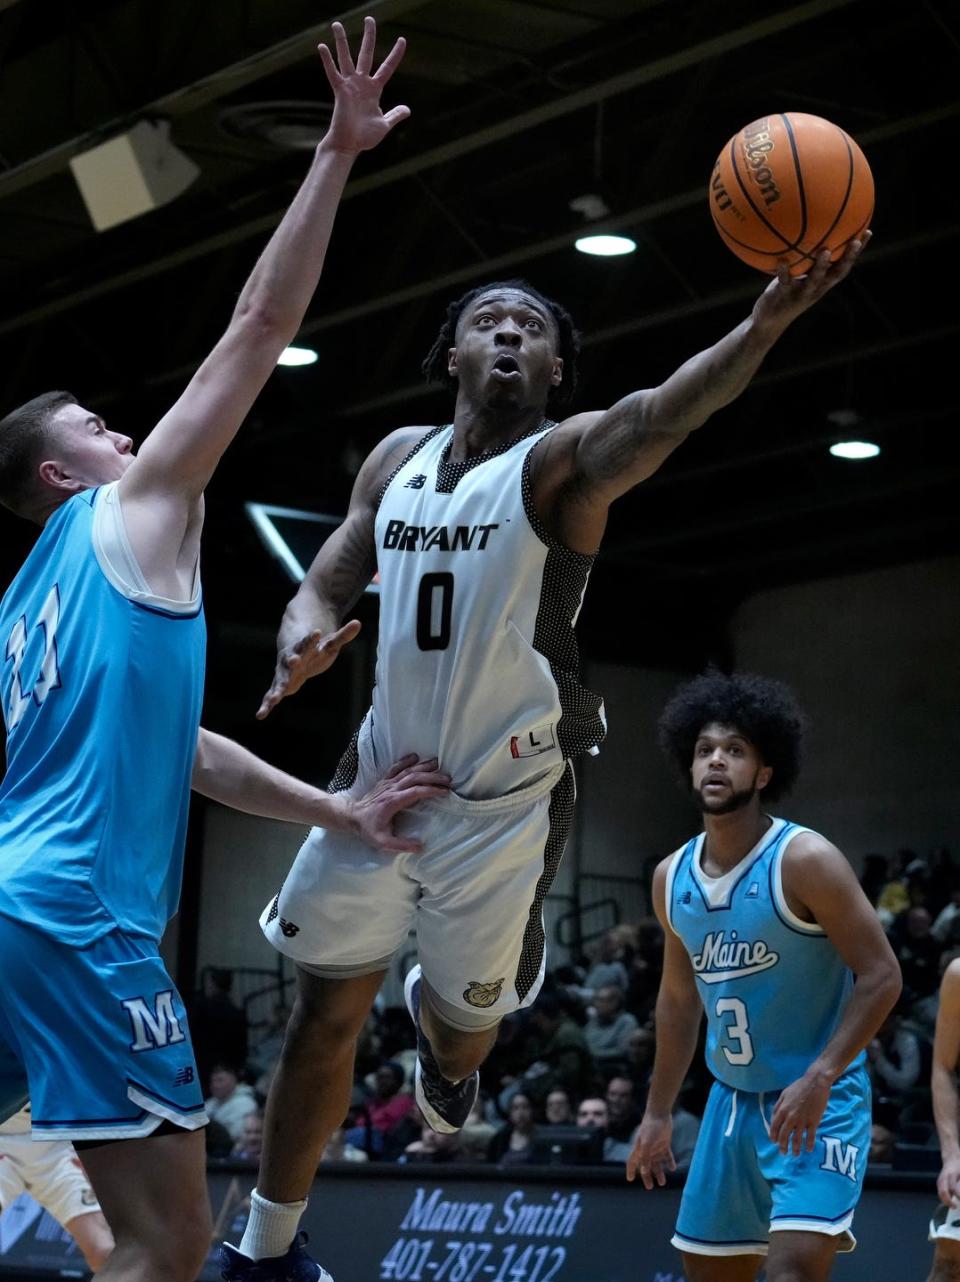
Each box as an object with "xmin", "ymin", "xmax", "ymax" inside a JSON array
[
  {"xmin": 119, "ymin": 21, "xmax": 409, "ymax": 563},
  {"xmin": 626, "ymin": 858, "xmax": 703, "ymax": 1189},
  {"xmin": 536, "ymin": 240, "xmax": 869, "ymax": 552},
  {"xmin": 768, "ymin": 833, "xmax": 901, "ymax": 1156},
  {"xmin": 932, "ymin": 960, "xmax": 960, "ymax": 1207},
  {"xmin": 192, "ymin": 728, "xmax": 449, "ymax": 852}
]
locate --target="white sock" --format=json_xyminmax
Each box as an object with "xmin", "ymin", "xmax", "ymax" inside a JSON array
[{"xmin": 238, "ymin": 1188, "xmax": 308, "ymax": 1261}]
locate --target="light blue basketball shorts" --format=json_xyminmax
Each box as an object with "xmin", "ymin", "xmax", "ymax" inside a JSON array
[
  {"xmin": 0, "ymin": 913, "xmax": 206, "ymax": 1142},
  {"xmin": 674, "ymin": 1066, "xmax": 871, "ymax": 1257}
]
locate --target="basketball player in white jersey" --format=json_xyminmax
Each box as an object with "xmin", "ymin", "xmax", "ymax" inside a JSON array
[
  {"xmin": 927, "ymin": 956, "xmax": 960, "ymax": 1280},
  {"xmin": 628, "ymin": 671, "xmax": 900, "ymax": 1280},
  {"xmin": 228, "ymin": 234, "xmax": 873, "ymax": 1275},
  {"xmin": 0, "ymin": 1104, "xmax": 114, "ymax": 1271}
]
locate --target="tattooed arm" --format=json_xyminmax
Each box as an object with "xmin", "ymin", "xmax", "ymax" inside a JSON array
[
  {"xmin": 531, "ymin": 239, "xmax": 869, "ymax": 553},
  {"xmin": 257, "ymin": 426, "xmax": 431, "ymax": 718}
]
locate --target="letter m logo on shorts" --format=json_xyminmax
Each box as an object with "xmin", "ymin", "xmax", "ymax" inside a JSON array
[
  {"xmin": 121, "ymin": 990, "xmax": 187, "ymax": 1052},
  {"xmin": 820, "ymin": 1135, "xmax": 860, "ymax": 1183}
]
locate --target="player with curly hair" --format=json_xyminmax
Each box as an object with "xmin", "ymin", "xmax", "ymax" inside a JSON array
[{"xmin": 628, "ymin": 670, "xmax": 901, "ymax": 1282}]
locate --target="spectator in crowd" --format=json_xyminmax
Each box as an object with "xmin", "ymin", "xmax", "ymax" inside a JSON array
[
  {"xmin": 927, "ymin": 847, "xmax": 957, "ymax": 919},
  {"xmin": 933, "ymin": 879, "xmax": 960, "ymax": 948},
  {"xmin": 366, "ymin": 1061, "xmax": 415, "ymax": 1139},
  {"xmin": 205, "ymin": 1063, "xmax": 259, "ymax": 1143},
  {"xmin": 354, "ymin": 1010, "xmax": 386, "ymax": 1082},
  {"xmin": 914, "ymin": 948, "xmax": 960, "ymax": 1040},
  {"xmin": 876, "ymin": 856, "xmax": 912, "ymax": 928},
  {"xmin": 246, "ymin": 999, "xmax": 291, "ymax": 1085},
  {"xmin": 401, "ymin": 1125, "xmax": 463, "ymax": 1164},
  {"xmin": 231, "ymin": 1110, "xmax": 264, "ymax": 1163},
  {"xmin": 890, "ymin": 905, "xmax": 942, "ymax": 1000},
  {"xmin": 514, "ymin": 992, "xmax": 595, "ymax": 1108},
  {"xmin": 584, "ymin": 985, "xmax": 639, "ymax": 1072},
  {"xmin": 479, "ymin": 1012, "xmax": 529, "ymax": 1103},
  {"xmin": 188, "ymin": 967, "xmax": 249, "ymax": 1095},
  {"xmin": 603, "ymin": 1076, "xmax": 642, "ymax": 1162},
  {"xmin": 623, "ymin": 1026, "xmax": 656, "ymax": 1103},
  {"xmin": 867, "ymin": 1004, "xmax": 922, "ymax": 1102},
  {"xmin": 381, "ymin": 1102, "xmax": 424, "ymax": 1162},
  {"xmin": 205, "ymin": 1119, "xmax": 234, "ymax": 1160},
  {"xmin": 322, "ymin": 1122, "xmax": 369, "ymax": 1164},
  {"xmin": 544, "ymin": 1087, "xmax": 575, "ymax": 1125},
  {"xmin": 579, "ymin": 930, "xmax": 630, "ymax": 998},
  {"xmin": 869, "ymin": 1123, "xmax": 896, "ymax": 1165},
  {"xmin": 576, "ymin": 1097, "xmax": 609, "ymax": 1130},
  {"xmin": 574, "ymin": 1096, "xmax": 609, "ymax": 1163},
  {"xmin": 668, "ymin": 1092, "xmax": 701, "ymax": 1172},
  {"xmin": 624, "ymin": 918, "xmax": 664, "ymax": 1023},
  {"xmin": 487, "ymin": 1093, "xmax": 539, "ymax": 1167},
  {"xmin": 860, "ymin": 853, "xmax": 890, "ymax": 909},
  {"xmin": 343, "ymin": 1099, "xmax": 380, "ymax": 1158},
  {"xmin": 459, "ymin": 1097, "xmax": 498, "ymax": 1161}
]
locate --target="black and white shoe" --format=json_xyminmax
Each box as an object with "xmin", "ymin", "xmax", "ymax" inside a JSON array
[
  {"xmin": 219, "ymin": 1232, "xmax": 333, "ymax": 1281},
  {"xmin": 404, "ymin": 964, "xmax": 479, "ymax": 1135}
]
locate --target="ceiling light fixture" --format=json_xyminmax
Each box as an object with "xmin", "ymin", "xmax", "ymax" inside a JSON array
[
  {"xmin": 829, "ymin": 440, "xmax": 881, "ymax": 460},
  {"xmin": 575, "ymin": 234, "xmax": 637, "ymax": 257},
  {"xmin": 277, "ymin": 345, "xmax": 318, "ymax": 368}
]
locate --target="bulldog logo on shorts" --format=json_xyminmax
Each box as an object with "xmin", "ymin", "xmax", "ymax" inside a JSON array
[{"xmin": 463, "ymin": 978, "xmax": 506, "ymax": 1008}]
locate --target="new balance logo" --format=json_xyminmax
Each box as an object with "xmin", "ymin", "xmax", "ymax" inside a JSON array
[
  {"xmin": 121, "ymin": 991, "xmax": 186, "ymax": 1053},
  {"xmin": 820, "ymin": 1135, "xmax": 860, "ymax": 1182},
  {"xmin": 280, "ymin": 918, "xmax": 300, "ymax": 938},
  {"xmin": 404, "ymin": 474, "xmax": 427, "ymax": 490},
  {"xmin": 173, "ymin": 1066, "xmax": 195, "ymax": 1087}
]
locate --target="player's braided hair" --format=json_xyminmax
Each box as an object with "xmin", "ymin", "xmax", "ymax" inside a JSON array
[
  {"xmin": 421, "ymin": 279, "xmax": 580, "ymax": 407},
  {"xmin": 658, "ymin": 669, "xmax": 806, "ymax": 802}
]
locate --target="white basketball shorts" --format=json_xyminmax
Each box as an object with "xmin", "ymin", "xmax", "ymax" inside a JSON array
[
  {"xmin": 261, "ymin": 716, "xmax": 576, "ymax": 1027},
  {"xmin": 0, "ymin": 1132, "xmax": 101, "ymax": 1224}
]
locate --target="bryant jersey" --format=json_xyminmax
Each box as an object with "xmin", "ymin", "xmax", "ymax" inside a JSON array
[
  {"xmin": 0, "ymin": 485, "xmax": 205, "ymax": 946},
  {"xmin": 666, "ymin": 818, "xmax": 860, "ymax": 1092},
  {"xmin": 362, "ymin": 422, "xmax": 606, "ymax": 800}
]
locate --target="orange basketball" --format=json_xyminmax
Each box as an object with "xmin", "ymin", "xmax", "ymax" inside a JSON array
[{"xmin": 709, "ymin": 112, "xmax": 873, "ymax": 276}]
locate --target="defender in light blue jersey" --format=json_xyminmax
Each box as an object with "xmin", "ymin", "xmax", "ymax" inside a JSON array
[
  {"xmin": 627, "ymin": 671, "xmax": 901, "ymax": 1282},
  {"xmin": 0, "ymin": 23, "xmax": 444, "ymax": 1282}
]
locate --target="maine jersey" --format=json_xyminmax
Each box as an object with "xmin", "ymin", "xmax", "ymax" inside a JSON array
[
  {"xmin": 0, "ymin": 485, "xmax": 205, "ymax": 945},
  {"xmin": 666, "ymin": 818, "xmax": 859, "ymax": 1092},
  {"xmin": 358, "ymin": 422, "xmax": 605, "ymax": 800}
]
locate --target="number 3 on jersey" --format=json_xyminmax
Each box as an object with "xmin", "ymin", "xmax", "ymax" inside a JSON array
[
  {"xmin": 716, "ymin": 996, "xmax": 755, "ymax": 1066},
  {"xmin": 416, "ymin": 572, "xmax": 454, "ymax": 651},
  {"xmin": 4, "ymin": 584, "xmax": 62, "ymax": 730}
]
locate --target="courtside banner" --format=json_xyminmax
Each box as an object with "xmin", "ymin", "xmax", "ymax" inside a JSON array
[{"xmin": 0, "ymin": 1164, "xmax": 939, "ymax": 1280}]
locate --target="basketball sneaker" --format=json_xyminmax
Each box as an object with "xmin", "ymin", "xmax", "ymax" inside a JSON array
[
  {"xmin": 219, "ymin": 1233, "xmax": 333, "ymax": 1281},
  {"xmin": 404, "ymin": 963, "xmax": 479, "ymax": 1134}
]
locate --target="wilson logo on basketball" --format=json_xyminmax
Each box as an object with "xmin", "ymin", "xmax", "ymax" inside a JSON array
[
  {"xmin": 742, "ymin": 118, "xmax": 782, "ymax": 208},
  {"xmin": 711, "ymin": 166, "xmax": 735, "ymax": 216},
  {"xmin": 463, "ymin": 978, "xmax": 506, "ymax": 1008}
]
